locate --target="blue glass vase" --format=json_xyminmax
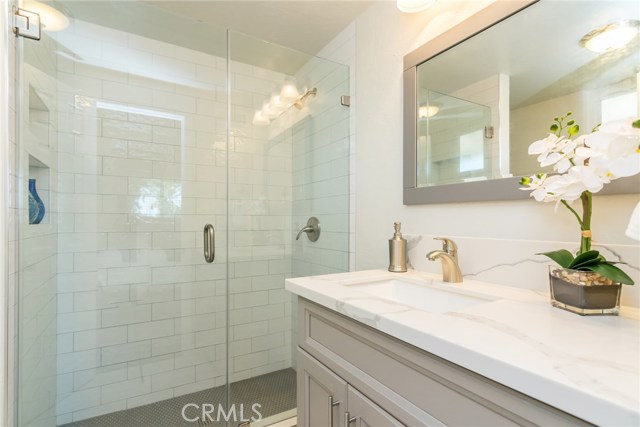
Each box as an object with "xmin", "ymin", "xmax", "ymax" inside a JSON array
[{"xmin": 28, "ymin": 178, "xmax": 45, "ymax": 224}]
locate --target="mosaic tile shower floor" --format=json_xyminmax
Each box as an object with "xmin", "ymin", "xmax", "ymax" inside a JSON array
[{"xmin": 61, "ymin": 368, "xmax": 296, "ymax": 427}]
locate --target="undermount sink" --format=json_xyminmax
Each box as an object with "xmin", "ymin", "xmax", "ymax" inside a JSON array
[{"xmin": 342, "ymin": 277, "xmax": 494, "ymax": 314}]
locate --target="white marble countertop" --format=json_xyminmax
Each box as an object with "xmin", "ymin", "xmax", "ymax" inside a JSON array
[{"xmin": 285, "ymin": 269, "xmax": 640, "ymax": 427}]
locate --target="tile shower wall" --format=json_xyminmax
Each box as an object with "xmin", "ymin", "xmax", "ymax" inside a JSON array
[
  {"xmin": 291, "ymin": 57, "xmax": 350, "ymax": 278},
  {"xmin": 51, "ymin": 20, "xmax": 295, "ymax": 423}
]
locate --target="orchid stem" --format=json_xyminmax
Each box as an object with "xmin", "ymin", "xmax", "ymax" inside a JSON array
[
  {"xmin": 580, "ymin": 191, "xmax": 592, "ymax": 254},
  {"xmin": 561, "ymin": 200, "xmax": 583, "ymax": 228}
]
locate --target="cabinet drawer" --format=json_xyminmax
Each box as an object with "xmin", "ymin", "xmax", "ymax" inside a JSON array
[{"xmin": 298, "ymin": 298, "xmax": 592, "ymax": 427}]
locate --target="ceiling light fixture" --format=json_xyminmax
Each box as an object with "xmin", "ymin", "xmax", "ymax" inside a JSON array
[
  {"xmin": 397, "ymin": 0, "xmax": 436, "ymax": 14},
  {"xmin": 580, "ymin": 20, "xmax": 639, "ymax": 53},
  {"xmin": 418, "ymin": 105, "xmax": 439, "ymax": 119},
  {"xmin": 23, "ymin": 0, "xmax": 70, "ymax": 32}
]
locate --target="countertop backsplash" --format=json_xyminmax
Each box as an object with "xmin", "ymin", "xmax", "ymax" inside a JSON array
[{"xmin": 405, "ymin": 234, "xmax": 640, "ymax": 308}]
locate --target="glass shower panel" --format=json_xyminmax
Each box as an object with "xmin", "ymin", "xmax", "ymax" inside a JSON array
[
  {"xmin": 416, "ymin": 90, "xmax": 492, "ymax": 187},
  {"xmin": 227, "ymin": 31, "xmax": 350, "ymax": 423},
  {"xmin": 16, "ymin": 3, "xmax": 229, "ymax": 425},
  {"xmin": 16, "ymin": 24, "xmax": 60, "ymax": 427}
]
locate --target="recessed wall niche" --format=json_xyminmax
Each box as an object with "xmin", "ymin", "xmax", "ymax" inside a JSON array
[{"xmin": 28, "ymin": 155, "xmax": 50, "ymax": 224}]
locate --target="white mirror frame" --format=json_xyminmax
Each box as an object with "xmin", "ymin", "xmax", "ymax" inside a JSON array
[{"xmin": 403, "ymin": 0, "xmax": 640, "ymax": 204}]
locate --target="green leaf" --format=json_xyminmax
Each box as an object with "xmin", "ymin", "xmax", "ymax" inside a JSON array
[
  {"xmin": 568, "ymin": 250, "xmax": 600, "ymax": 269},
  {"xmin": 538, "ymin": 249, "xmax": 574, "ymax": 268},
  {"xmin": 566, "ymin": 111, "xmax": 572, "ymax": 116},
  {"xmin": 632, "ymin": 119, "xmax": 640, "ymax": 129},
  {"xmin": 550, "ymin": 124, "xmax": 559, "ymax": 132},
  {"xmin": 568, "ymin": 124, "xmax": 580, "ymax": 136},
  {"xmin": 567, "ymin": 120, "xmax": 575, "ymax": 126},
  {"xmin": 585, "ymin": 263, "xmax": 635, "ymax": 285}
]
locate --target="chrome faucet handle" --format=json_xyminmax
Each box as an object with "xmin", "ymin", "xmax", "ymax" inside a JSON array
[{"xmin": 434, "ymin": 237, "xmax": 458, "ymax": 261}]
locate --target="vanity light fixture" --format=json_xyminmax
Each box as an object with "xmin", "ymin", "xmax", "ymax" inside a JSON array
[
  {"xmin": 252, "ymin": 86, "xmax": 317, "ymax": 126},
  {"xmin": 397, "ymin": 0, "xmax": 436, "ymax": 13},
  {"xmin": 580, "ymin": 20, "xmax": 639, "ymax": 53},
  {"xmin": 23, "ymin": 0, "xmax": 70, "ymax": 31}
]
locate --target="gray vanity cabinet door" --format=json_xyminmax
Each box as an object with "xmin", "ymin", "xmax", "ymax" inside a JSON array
[
  {"xmin": 298, "ymin": 348, "xmax": 348, "ymax": 427},
  {"xmin": 346, "ymin": 386, "xmax": 404, "ymax": 427}
]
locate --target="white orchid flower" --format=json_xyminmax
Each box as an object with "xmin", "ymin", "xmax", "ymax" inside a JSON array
[
  {"xmin": 529, "ymin": 134, "xmax": 578, "ymax": 172},
  {"xmin": 528, "ymin": 134, "xmax": 562, "ymax": 155},
  {"xmin": 582, "ymin": 118, "xmax": 640, "ymax": 179}
]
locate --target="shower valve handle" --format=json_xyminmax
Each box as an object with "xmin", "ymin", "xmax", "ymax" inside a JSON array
[{"xmin": 296, "ymin": 217, "xmax": 321, "ymax": 242}]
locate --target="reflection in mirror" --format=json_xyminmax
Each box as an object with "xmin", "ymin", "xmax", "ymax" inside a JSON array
[
  {"xmin": 417, "ymin": 90, "xmax": 492, "ymax": 186},
  {"xmin": 407, "ymin": 0, "xmax": 639, "ymax": 198}
]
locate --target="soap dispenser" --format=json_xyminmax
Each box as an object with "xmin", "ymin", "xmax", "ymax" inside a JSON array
[{"xmin": 388, "ymin": 222, "xmax": 407, "ymax": 273}]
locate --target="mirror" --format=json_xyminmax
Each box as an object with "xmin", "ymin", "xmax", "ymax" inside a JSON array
[{"xmin": 403, "ymin": 0, "xmax": 640, "ymax": 204}]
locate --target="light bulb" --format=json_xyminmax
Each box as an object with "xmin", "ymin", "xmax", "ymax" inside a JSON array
[
  {"xmin": 252, "ymin": 111, "xmax": 270, "ymax": 126},
  {"xmin": 269, "ymin": 94, "xmax": 286, "ymax": 114},
  {"xmin": 261, "ymin": 102, "xmax": 279, "ymax": 119},
  {"xmin": 280, "ymin": 83, "xmax": 300, "ymax": 103}
]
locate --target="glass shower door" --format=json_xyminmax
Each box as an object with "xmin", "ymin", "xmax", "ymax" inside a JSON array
[
  {"xmin": 15, "ymin": 4, "xmax": 229, "ymax": 425},
  {"xmin": 226, "ymin": 31, "xmax": 351, "ymax": 425}
]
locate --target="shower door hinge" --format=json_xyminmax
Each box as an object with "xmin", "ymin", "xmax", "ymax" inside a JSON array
[
  {"xmin": 13, "ymin": 8, "xmax": 41, "ymax": 40},
  {"xmin": 341, "ymin": 95, "xmax": 351, "ymax": 107},
  {"xmin": 484, "ymin": 126, "xmax": 494, "ymax": 139}
]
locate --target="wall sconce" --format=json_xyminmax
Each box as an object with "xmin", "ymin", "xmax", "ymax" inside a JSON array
[
  {"xmin": 397, "ymin": 0, "xmax": 436, "ymax": 13},
  {"xmin": 580, "ymin": 20, "xmax": 639, "ymax": 53}
]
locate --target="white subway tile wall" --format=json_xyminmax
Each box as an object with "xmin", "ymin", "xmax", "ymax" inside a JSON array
[{"xmin": 41, "ymin": 19, "xmax": 351, "ymax": 423}]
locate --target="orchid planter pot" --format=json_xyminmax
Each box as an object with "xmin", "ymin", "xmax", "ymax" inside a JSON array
[{"xmin": 549, "ymin": 267, "xmax": 622, "ymax": 316}]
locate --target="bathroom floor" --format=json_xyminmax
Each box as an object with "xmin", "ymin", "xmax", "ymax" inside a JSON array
[{"xmin": 61, "ymin": 368, "xmax": 296, "ymax": 427}]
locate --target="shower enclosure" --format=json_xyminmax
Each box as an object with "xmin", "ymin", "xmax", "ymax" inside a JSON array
[{"xmin": 10, "ymin": 1, "xmax": 350, "ymax": 426}]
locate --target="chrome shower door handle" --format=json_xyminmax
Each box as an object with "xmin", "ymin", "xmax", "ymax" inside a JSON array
[{"xmin": 204, "ymin": 224, "xmax": 215, "ymax": 263}]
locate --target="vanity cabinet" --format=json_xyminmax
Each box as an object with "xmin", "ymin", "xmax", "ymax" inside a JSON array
[
  {"xmin": 298, "ymin": 349, "xmax": 403, "ymax": 427},
  {"xmin": 296, "ymin": 298, "xmax": 593, "ymax": 427}
]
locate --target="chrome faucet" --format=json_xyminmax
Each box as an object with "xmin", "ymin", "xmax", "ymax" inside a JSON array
[{"xmin": 426, "ymin": 238, "xmax": 462, "ymax": 283}]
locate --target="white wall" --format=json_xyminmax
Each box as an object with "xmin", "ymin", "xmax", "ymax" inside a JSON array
[{"xmin": 353, "ymin": 2, "xmax": 639, "ymax": 305}]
